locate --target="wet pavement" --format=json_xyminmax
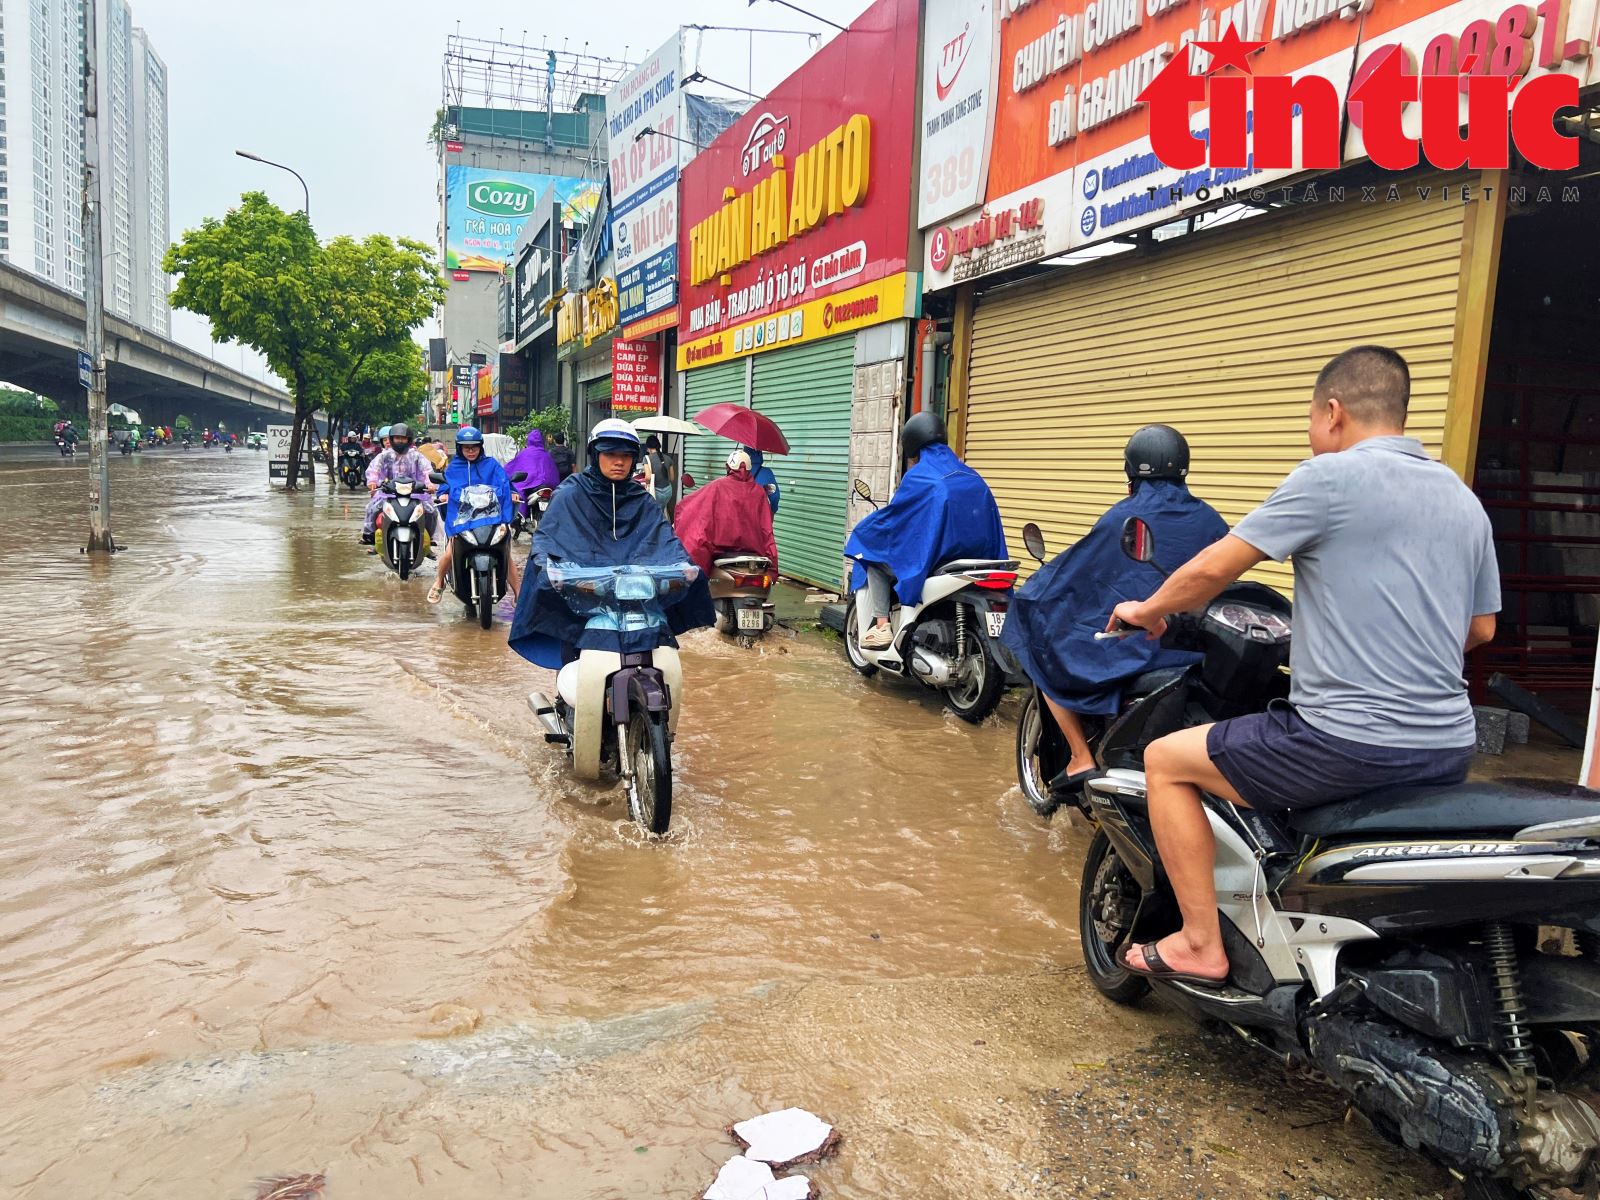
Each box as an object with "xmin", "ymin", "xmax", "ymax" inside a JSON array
[{"xmin": 0, "ymin": 446, "xmax": 1457, "ymax": 1198}]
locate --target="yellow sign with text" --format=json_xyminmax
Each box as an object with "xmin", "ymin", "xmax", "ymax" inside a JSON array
[{"xmin": 677, "ymin": 272, "xmax": 913, "ymax": 371}]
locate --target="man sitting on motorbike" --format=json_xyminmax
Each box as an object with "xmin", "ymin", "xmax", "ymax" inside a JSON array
[
  {"xmin": 428, "ymin": 426, "xmax": 520, "ymax": 604},
  {"xmin": 1003, "ymin": 426, "xmax": 1228, "ymax": 802},
  {"xmin": 360, "ymin": 421, "xmax": 435, "ymax": 545},
  {"xmin": 59, "ymin": 421, "xmax": 80, "ymax": 452},
  {"xmin": 508, "ymin": 419, "xmax": 713, "ymax": 670},
  {"xmin": 673, "ymin": 449, "xmax": 779, "ymax": 578},
  {"xmin": 1108, "ymin": 346, "xmax": 1500, "ymax": 988},
  {"xmin": 844, "ymin": 411, "xmax": 1007, "ymax": 650}
]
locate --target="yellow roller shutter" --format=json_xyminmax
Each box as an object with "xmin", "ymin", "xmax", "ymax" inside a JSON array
[{"xmin": 965, "ymin": 180, "xmax": 1474, "ymax": 596}]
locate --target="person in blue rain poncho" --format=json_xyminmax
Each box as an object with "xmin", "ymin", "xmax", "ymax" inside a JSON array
[
  {"xmin": 508, "ymin": 419, "xmax": 714, "ymax": 670},
  {"xmin": 844, "ymin": 411, "xmax": 1007, "ymax": 649},
  {"xmin": 1001, "ymin": 425, "xmax": 1229, "ymax": 798},
  {"xmin": 428, "ymin": 426, "xmax": 519, "ymax": 604},
  {"xmin": 745, "ymin": 447, "xmax": 781, "ymax": 515}
]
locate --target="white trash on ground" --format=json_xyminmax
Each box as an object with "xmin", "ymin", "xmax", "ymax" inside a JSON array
[
  {"xmin": 731, "ymin": 1107, "xmax": 837, "ymax": 1167},
  {"xmin": 702, "ymin": 1155, "xmax": 812, "ymax": 1200}
]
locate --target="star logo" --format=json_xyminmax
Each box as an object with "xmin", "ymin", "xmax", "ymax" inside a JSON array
[{"xmin": 1193, "ymin": 23, "xmax": 1268, "ymax": 75}]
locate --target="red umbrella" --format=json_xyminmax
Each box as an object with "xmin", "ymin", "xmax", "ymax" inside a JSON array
[{"xmin": 693, "ymin": 403, "xmax": 790, "ymax": 455}]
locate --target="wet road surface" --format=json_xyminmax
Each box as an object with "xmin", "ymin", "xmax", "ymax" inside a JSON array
[{"xmin": 0, "ymin": 447, "xmax": 1453, "ymax": 1198}]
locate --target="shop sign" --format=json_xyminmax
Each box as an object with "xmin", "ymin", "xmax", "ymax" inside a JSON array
[
  {"xmin": 919, "ymin": 0, "xmax": 1001, "ymax": 227},
  {"xmin": 475, "ymin": 366, "xmax": 495, "ymax": 417},
  {"xmin": 677, "ymin": 0, "xmax": 919, "ymax": 367},
  {"xmin": 923, "ymin": 0, "xmax": 1600, "ymax": 288},
  {"xmin": 445, "ymin": 140, "xmax": 464, "ymax": 154},
  {"xmin": 680, "ymin": 272, "xmax": 914, "ymax": 368},
  {"xmin": 608, "ymin": 34, "xmax": 686, "ymax": 332},
  {"xmin": 583, "ymin": 279, "xmax": 620, "ymax": 346},
  {"xmin": 611, "ymin": 339, "xmax": 663, "ymax": 413}
]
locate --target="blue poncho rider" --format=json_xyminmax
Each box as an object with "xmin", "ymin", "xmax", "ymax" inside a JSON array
[
  {"xmin": 1001, "ymin": 425, "xmax": 1228, "ymax": 797},
  {"xmin": 844, "ymin": 411, "xmax": 1008, "ymax": 650},
  {"xmin": 508, "ymin": 418, "xmax": 714, "ymax": 669},
  {"xmin": 428, "ymin": 426, "xmax": 520, "ymax": 605}
]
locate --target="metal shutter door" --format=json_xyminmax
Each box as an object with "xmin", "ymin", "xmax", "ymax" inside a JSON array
[
  {"xmin": 964, "ymin": 182, "xmax": 1471, "ymax": 596},
  {"xmin": 752, "ymin": 336, "xmax": 856, "ymax": 589},
  {"xmin": 682, "ymin": 359, "xmax": 748, "ymax": 493}
]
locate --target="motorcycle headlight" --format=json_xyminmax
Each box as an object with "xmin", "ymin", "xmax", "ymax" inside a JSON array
[
  {"xmin": 490, "ymin": 524, "xmax": 507, "ymax": 544},
  {"xmin": 382, "ymin": 502, "xmax": 397, "ymax": 521}
]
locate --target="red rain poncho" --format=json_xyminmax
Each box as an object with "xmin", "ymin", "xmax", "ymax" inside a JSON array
[{"xmin": 674, "ymin": 468, "xmax": 778, "ymax": 577}]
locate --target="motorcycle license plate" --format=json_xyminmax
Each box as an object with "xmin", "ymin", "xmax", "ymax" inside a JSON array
[
  {"xmin": 985, "ymin": 611, "xmax": 1006, "ymax": 637},
  {"xmin": 736, "ymin": 607, "xmax": 765, "ymax": 631}
]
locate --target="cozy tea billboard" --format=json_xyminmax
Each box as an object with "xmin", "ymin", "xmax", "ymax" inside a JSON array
[{"xmin": 444, "ymin": 166, "xmax": 600, "ymax": 273}]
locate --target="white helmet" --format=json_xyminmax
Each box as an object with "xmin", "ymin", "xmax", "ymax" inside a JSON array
[
  {"xmin": 587, "ymin": 418, "xmax": 641, "ymax": 457},
  {"xmin": 726, "ymin": 448, "xmax": 752, "ymax": 474}
]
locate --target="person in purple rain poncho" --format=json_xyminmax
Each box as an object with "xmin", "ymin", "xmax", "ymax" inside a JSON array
[
  {"xmin": 503, "ymin": 428, "xmax": 560, "ymax": 521},
  {"xmin": 359, "ymin": 422, "xmax": 436, "ymax": 544}
]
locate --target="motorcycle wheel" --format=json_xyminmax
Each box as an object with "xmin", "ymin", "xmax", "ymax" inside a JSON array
[
  {"xmin": 1461, "ymin": 1178, "xmax": 1526, "ymax": 1200},
  {"xmin": 1016, "ymin": 690, "xmax": 1061, "ymax": 818},
  {"xmin": 1079, "ymin": 830, "xmax": 1151, "ymax": 1005},
  {"xmin": 396, "ymin": 542, "xmax": 411, "ymax": 581},
  {"xmin": 625, "ymin": 699, "xmax": 672, "ymax": 835},
  {"xmin": 842, "ymin": 594, "xmax": 878, "ymax": 678},
  {"xmin": 476, "ymin": 571, "xmax": 494, "ymax": 629},
  {"xmin": 714, "ymin": 599, "xmax": 736, "ymax": 635},
  {"xmin": 942, "ymin": 610, "xmax": 1005, "ymax": 723}
]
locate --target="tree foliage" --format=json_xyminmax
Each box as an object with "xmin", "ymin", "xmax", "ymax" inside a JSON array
[
  {"xmin": 505, "ymin": 405, "xmax": 571, "ymax": 446},
  {"xmin": 163, "ymin": 192, "xmax": 445, "ymax": 489},
  {"xmin": 333, "ymin": 339, "xmax": 429, "ymax": 430}
]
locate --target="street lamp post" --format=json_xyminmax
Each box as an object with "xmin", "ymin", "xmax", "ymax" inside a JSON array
[{"xmin": 235, "ymin": 149, "xmax": 310, "ymax": 221}]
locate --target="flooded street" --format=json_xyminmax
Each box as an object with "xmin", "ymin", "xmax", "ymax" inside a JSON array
[{"xmin": 0, "ymin": 448, "xmax": 1451, "ymax": 1199}]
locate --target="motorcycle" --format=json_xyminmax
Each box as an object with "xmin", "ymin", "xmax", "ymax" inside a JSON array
[
  {"xmin": 431, "ymin": 470, "xmax": 515, "ymax": 629},
  {"xmin": 375, "ymin": 477, "xmax": 431, "ymax": 581},
  {"xmin": 841, "ymin": 477, "xmax": 1019, "ymax": 723},
  {"xmin": 117, "ymin": 436, "xmax": 132, "ymax": 456},
  {"xmin": 709, "ymin": 554, "xmax": 775, "ymax": 645},
  {"xmin": 311, "ymin": 438, "xmax": 329, "ymax": 464},
  {"xmin": 55, "ymin": 436, "xmax": 76, "ymax": 458},
  {"xmin": 180, "ymin": 435, "xmax": 192, "ymax": 449},
  {"xmin": 1069, "ymin": 516, "xmax": 1600, "ymax": 1199},
  {"xmin": 338, "ymin": 446, "xmax": 368, "ymax": 491},
  {"xmin": 526, "ymin": 563, "xmax": 697, "ymax": 835},
  {"xmin": 510, "ymin": 483, "xmax": 555, "ymax": 540}
]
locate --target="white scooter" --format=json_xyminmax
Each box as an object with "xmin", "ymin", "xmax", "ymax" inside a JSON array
[
  {"xmin": 842, "ymin": 478, "xmax": 1021, "ymax": 723},
  {"xmin": 526, "ymin": 563, "xmax": 696, "ymax": 835}
]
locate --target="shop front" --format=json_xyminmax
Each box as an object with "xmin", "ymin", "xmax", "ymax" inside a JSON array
[{"xmin": 675, "ymin": 0, "xmax": 922, "ymax": 589}]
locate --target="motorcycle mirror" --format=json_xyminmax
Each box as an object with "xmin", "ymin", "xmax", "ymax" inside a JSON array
[
  {"xmin": 1021, "ymin": 521, "xmax": 1047, "ymax": 563},
  {"xmin": 509, "ymin": 471, "xmax": 527, "ymax": 484},
  {"xmin": 428, "ymin": 471, "xmax": 446, "ymax": 485},
  {"xmin": 852, "ymin": 478, "xmax": 873, "ymax": 502},
  {"xmin": 1120, "ymin": 517, "xmax": 1161, "ymax": 570}
]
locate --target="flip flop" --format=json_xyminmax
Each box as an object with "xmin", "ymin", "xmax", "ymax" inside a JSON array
[
  {"xmin": 1048, "ymin": 766, "xmax": 1103, "ymax": 795},
  {"xmin": 1123, "ymin": 941, "xmax": 1228, "ymax": 989},
  {"xmin": 426, "ymin": 584, "xmax": 443, "ymax": 605}
]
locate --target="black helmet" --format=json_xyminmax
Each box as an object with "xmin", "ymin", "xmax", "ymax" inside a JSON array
[
  {"xmin": 901, "ymin": 410, "xmax": 947, "ymax": 464},
  {"xmin": 1124, "ymin": 424, "xmax": 1190, "ymax": 483},
  {"xmin": 389, "ymin": 422, "xmax": 412, "ymax": 448}
]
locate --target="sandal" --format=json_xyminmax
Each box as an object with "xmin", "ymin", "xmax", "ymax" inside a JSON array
[
  {"xmin": 426, "ymin": 584, "xmax": 443, "ymax": 605},
  {"xmin": 859, "ymin": 622, "xmax": 894, "ymax": 650},
  {"xmin": 1123, "ymin": 941, "xmax": 1228, "ymax": 989}
]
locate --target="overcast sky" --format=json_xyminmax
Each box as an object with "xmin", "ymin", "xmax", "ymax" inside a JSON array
[{"xmin": 130, "ymin": 0, "xmax": 875, "ymax": 381}]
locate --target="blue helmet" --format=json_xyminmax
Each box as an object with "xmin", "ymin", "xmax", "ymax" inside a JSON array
[
  {"xmin": 456, "ymin": 425, "xmax": 484, "ymax": 446},
  {"xmin": 378, "ymin": 425, "xmax": 392, "ymax": 441}
]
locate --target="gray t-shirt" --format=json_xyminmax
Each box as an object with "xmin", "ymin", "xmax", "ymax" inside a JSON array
[{"xmin": 1231, "ymin": 436, "xmax": 1499, "ymax": 749}]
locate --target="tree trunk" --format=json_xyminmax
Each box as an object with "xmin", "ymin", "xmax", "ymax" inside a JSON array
[{"xmin": 284, "ymin": 369, "xmax": 313, "ymax": 491}]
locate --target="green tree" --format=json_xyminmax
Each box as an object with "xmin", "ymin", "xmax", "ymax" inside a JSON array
[
  {"xmin": 330, "ymin": 339, "xmax": 429, "ymax": 432},
  {"xmin": 164, "ymin": 193, "xmax": 445, "ymax": 489}
]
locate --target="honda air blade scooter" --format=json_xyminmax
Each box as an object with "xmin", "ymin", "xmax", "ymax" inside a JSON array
[
  {"xmin": 526, "ymin": 564, "xmax": 696, "ymax": 835},
  {"xmin": 433, "ymin": 470, "xmax": 514, "ymax": 629},
  {"xmin": 1072, "ymin": 517, "xmax": 1600, "ymax": 1200},
  {"xmin": 709, "ymin": 554, "xmax": 775, "ymax": 645},
  {"xmin": 842, "ymin": 477, "xmax": 1019, "ymax": 723},
  {"xmin": 376, "ymin": 478, "xmax": 429, "ymax": 581},
  {"xmin": 339, "ymin": 444, "xmax": 368, "ymax": 490}
]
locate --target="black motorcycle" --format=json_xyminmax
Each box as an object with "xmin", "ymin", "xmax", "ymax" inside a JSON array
[
  {"xmin": 1060, "ymin": 516, "xmax": 1600, "ymax": 1199},
  {"xmin": 338, "ymin": 446, "xmax": 368, "ymax": 491},
  {"xmin": 433, "ymin": 470, "xmax": 517, "ymax": 629}
]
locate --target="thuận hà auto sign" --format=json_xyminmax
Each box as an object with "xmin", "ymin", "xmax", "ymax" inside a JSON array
[
  {"xmin": 608, "ymin": 33, "xmax": 686, "ymax": 335},
  {"xmin": 923, "ymin": 0, "xmax": 1600, "ymax": 288},
  {"xmin": 676, "ymin": 0, "xmax": 920, "ymax": 370},
  {"xmin": 919, "ymin": 0, "xmax": 1002, "ymax": 228}
]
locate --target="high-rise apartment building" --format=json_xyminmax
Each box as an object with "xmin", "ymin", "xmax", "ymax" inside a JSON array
[{"xmin": 1, "ymin": 0, "xmax": 169, "ymax": 333}]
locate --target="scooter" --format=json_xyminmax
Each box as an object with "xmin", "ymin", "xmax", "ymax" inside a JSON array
[
  {"xmin": 338, "ymin": 446, "xmax": 368, "ymax": 491},
  {"xmin": 709, "ymin": 554, "xmax": 775, "ymax": 645},
  {"xmin": 56, "ymin": 436, "xmax": 76, "ymax": 458},
  {"xmin": 510, "ymin": 484, "xmax": 555, "ymax": 540},
  {"xmin": 526, "ymin": 563, "xmax": 697, "ymax": 835},
  {"xmin": 117, "ymin": 437, "xmax": 133, "ymax": 456},
  {"xmin": 842, "ymin": 477, "xmax": 1019, "ymax": 723},
  {"xmin": 375, "ymin": 478, "xmax": 430, "ymax": 581},
  {"xmin": 431, "ymin": 470, "xmax": 515, "ymax": 629},
  {"xmin": 180, "ymin": 435, "xmax": 192, "ymax": 449},
  {"xmin": 1071, "ymin": 516, "xmax": 1600, "ymax": 1199}
]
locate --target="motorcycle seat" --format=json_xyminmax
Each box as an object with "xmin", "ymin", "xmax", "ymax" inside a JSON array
[
  {"xmin": 1284, "ymin": 777, "xmax": 1600, "ymax": 839},
  {"xmin": 1127, "ymin": 666, "xmax": 1186, "ymax": 697},
  {"xmin": 934, "ymin": 558, "xmax": 1020, "ymax": 575}
]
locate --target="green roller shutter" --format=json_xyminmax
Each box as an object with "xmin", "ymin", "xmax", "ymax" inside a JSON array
[
  {"xmin": 683, "ymin": 359, "xmax": 747, "ymax": 492},
  {"xmin": 584, "ymin": 376, "xmax": 613, "ymax": 404},
  {"xmin": 751, "ymin": 336, "xmax": 855, "ymax": 590}
]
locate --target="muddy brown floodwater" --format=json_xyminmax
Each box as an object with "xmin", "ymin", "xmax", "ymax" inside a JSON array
[{"xmin": 0, "ymin": 447, "xmax": 1457, "ymax": 1199}]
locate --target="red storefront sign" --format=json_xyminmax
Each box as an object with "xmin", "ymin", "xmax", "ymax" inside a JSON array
[
  {"xmin": 612, "ymin": 339, "xmax": 663, "ymax": 413},
  {"xmin": 676, "ymin": 0, "xmax": 919, "ymax": 368}
]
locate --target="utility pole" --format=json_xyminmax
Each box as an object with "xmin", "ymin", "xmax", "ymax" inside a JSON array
[{"xmin": 82, "ymin": 0, "xmax": 113, "ymax": 553}]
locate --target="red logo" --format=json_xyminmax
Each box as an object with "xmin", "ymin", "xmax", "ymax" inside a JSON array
[
  {"xmin": 444, "ymin": 140, "xmax": 464, "ymax": 154},
  {"xmin": 935, "ymin": 24, "xmax": 972, "ymax": 102},
  {"xmin": 451, "ymin": 270, "xmax": 470, "ymax": 282},
  {"xmin": 929, "ymin": 226, "xmax": 954, "ymax": 272},
  {"xmin": 1138, "ymin": 14, "xmax": 1586, "ymax": 173}
]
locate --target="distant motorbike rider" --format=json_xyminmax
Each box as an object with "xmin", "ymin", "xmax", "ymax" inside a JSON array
[
  {"xmin": 377, "ymin": 425, "xmax": 393, "ymax": 453},
  {"xmin": 360, "ymin": 421, "xmax": 434, "ymax": 544},
  {"xmin": 58, "ymin": 421, "xmax": 80, "ymax": 454},
  {"xmin": 1002, "ymin": 425, "xmax": 1229, "ymax": 797},
  {"xmin": 673, "ymin": 448, "xmax": 779, "ymax": 577},
  {"xmin": 508, "ymin": 418, "xmax": 713, "ymax": 669},
  {"xmin": 428, "ymin": 426, "xmax": 520, "ymax": 605},
  {"xmin": 548, "ymin": 431, "xmax": 576, "ymax": 480},
  {"xmin": 844, "ymin": 411, "xmax": 1006, "ymax": 650},
  {"xmin": 415, "ymin": 435, "xmax": 449, "ymax": 473},
  {"xmin": 504, "ymin": 428, "xmax": 560, "ymax": 520}
]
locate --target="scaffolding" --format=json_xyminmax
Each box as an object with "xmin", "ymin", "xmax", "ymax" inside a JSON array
[{"xmin": 441, "ymin": 32, "xmax": 635, "ymax": 118}]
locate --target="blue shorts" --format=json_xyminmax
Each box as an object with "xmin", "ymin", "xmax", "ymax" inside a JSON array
[{"xmin": 1207, "ymin": 703, "xmax": 1474, "ymax": 815}]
